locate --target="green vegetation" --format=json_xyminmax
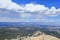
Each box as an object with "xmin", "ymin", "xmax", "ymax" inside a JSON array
[{"xmin": 0, "ymin": 26, "xmax": 60, "ymax": 40}]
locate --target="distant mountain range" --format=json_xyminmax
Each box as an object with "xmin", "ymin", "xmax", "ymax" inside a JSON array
[{"xmin": 0, "ymin": 22, "xmax": 60, "ymax": 27}]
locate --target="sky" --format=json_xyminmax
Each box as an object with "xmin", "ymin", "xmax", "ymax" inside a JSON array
[
  {"xmin": 13, "ymin": 0, "xmax": 60, "ymax": 8},
  {"xmin": 0, "ymin": 0, "xmax": 60, "ymax": 24}
]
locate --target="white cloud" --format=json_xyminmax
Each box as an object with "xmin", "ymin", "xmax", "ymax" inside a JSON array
[
  {"xmin": 23, "ymin": 3, "xmax": 49, "ymax": 12},
  {"xmin": 23, "ymin": 4, "xmax": 60, "ymax": 16},
  {"xmin": 21, "ymin": 13, "xmax": 33, "ymax": 18},
  {"xmin": 0, "ymin": 0, "xmax": 23, "ymax": 10},
  {"xmin": 0, "ymin": 0, "xmax": 60, "ymax": 22},
  {"xmin": 45, "ymin": 7, "xmax": 58, "ymax": 16},
  {"xmin": 0, "ymin": 17, "xmax": 19, "ymax": 22}
]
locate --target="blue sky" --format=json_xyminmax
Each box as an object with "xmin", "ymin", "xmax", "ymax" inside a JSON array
[
  {"xmin": 0, "ymin": 0, "xmax": 60, "ymax": 24},
  {"xmin": 12, "ymin": 0, "xmax": 60, "ymax": 8}
]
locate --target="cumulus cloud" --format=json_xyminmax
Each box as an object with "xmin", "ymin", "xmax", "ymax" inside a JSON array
[
  {"xmin": 23, "ymin": 3, "xmax": 49, "ymax": 12},
  {"xmin": 23, "ymin": 4, "xmax": 60, "ymax": 16},
  {"xmin": 0, "ymin": 0, "xmax": 60, "ymax": 22},
  {"xmin": 46, "ymin": 7, "xmax": 59, "ymax": 16},
  {"xmin": 0, "ymin": 0, "xmax": 23, "ymax": 9}
]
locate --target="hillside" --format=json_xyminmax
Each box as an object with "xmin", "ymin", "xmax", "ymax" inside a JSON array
[
  {"xmin": 29, "ymin": 31, "xmax": 60, "ymax": 40},
  {"xmin": 30, "ymin": 35, "xmax": 60, "ymax": 40},
  {"xmin": 0, "ymin": 26, "xmax": 60, "ymax": 40},
  {"xmin": 4, "ymin": 31, "xmax": 60, "ymax": 40}
]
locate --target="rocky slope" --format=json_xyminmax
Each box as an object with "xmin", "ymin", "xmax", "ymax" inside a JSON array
[
  {"xmin": 30, "ymin": 35, "xmax": 60, "ymax": 40},
  {"xmin": 23, "ymin": 31, "xmax": 60, "ymax": 40}
]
